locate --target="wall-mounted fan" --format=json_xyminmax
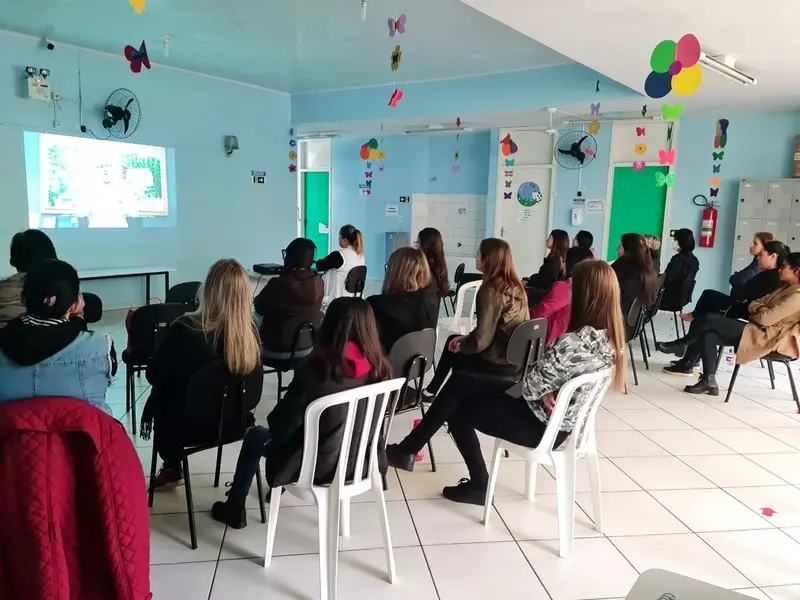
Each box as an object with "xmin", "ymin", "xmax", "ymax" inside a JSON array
[
  {"xmin": 101, "ymin": 88, "xmax": 141, "ymax": 138},
  {"xmin": 554, "ymin": 130, "xmax": 597, "ymax": 169}
]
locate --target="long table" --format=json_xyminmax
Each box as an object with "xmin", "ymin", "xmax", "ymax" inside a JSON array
[{"xmin": 78, "ymin": 267, "xmax": 176, "ymax": 302}]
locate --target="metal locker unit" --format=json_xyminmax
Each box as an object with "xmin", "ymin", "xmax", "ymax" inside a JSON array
[
  {"xmin": 734, "ymin": 179, "xmax": 800, "ymax": 273},
  {"xmin": 384, "ymin": 231, "xmax": 410, "ymax": 266}
]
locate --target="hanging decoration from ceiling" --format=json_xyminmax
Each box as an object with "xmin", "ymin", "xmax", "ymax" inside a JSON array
[
  {"xmin": 658, "ymin": 148, "xmax": 676, "ymax": 165},
  {"xmin": 288, "ymin": 128, "xmax": 297, "ymax": 173},
  {"xmin": 391, "ymin": 45, "xmax": 402, "ymax": 72},
  {"xmin": 634, "ymin": 143, "xmax": 647, "ymax": 156},
  {"xmin": 124, "ymin": 41, "xmax": 151, "ymax": 73},
  {"xmin": 709, "ymin": 118, "xmax": 729, "ymax": 197},
  {"xmin": 587, "ymin": 121, "xmax": 601, "ymax": 136},
  {"xmin": 386, "ymin": 13, "xmax": 407, "ymax": 107},
  {"xmin": 590, "ymin": 102, "xmax": 601, "ymax": 116},
  {"xmin": 453, "ymin": 117, "xmax": 462, "ymax": 174},
  {"xmin": 500, "ymin": 133, "xmax": 518, "ymax": 157},
  {"xmin": 129, "ymin": 0, "xmax": 145, "ymax": 14},
  {"xmin": 655, "ymin": 171, "xmax": 676, "ymax": 187},
  {"xmin": 633, "ymin": 161, "xmax": 646, "ymax": 171},
  {"xmin": 641, "ymin": 105, "xmax": 648, "ymax": 118},
  {"xmin": 360, "ymin": 138, "xmax": 386, "ymax": 160},
  {"xmin": 644, "ymin": 33, "xmax": 703, "ymax": 98},
  {"xmin": 661, "ymin": 103, "xmax": 684, "ymax": 120},
  {"xmin": 388, "ymin": 14, "xmax": 407, "ymax": 37}
]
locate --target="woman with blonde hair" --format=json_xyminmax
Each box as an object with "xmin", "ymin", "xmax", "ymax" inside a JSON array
[
  {"xmin": 142, "ymin": 258, "xmax": 263, "ymax": 489},
  {"xmin": 316, "ymin": 224, "xmax": 366, "ymax": 309},
  {"xmin": 388, "ymin": 260, "xmax": 627, "ymax": 504},
  {"xmin": 367, "ymin": 246, "xmax": 439, "ymax": 352},
  {"xmin": 642, "ymin": 234, "xmax": 661, "ymax": 272}
]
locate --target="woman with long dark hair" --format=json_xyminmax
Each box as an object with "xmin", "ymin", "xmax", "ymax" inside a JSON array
[
  {"xmin": 526, "ymin": 229, "xmax": 570, "ymax": 302},
  {"xmin": 388, "ymin": 261, "xmax": 627, "ymax": 505},
  {"xmin": 211, "ymin": 297, "xmax": 392, "ymax": 528},
  {"xmin": 417, "ymin": 227, "xmax": 449, "ymax": 297},
  {"xmin": 611, "ymin": 233, "xmax": 658, "ymax": 324}
]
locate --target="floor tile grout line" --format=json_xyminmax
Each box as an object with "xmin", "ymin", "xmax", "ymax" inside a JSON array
[{"xmin": 206, "ymin": 520, "xmax": 228, "ymax": 600}]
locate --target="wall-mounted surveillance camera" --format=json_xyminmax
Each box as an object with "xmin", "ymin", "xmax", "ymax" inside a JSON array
[{"xmin": 43, "ymin": 39, "xmax": 55, "ymax": 51}]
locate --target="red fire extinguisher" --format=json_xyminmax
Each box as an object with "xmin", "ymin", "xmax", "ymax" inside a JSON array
[{"xmin": 696, "ymin": 194, "xmax": 717, "ymax": 248}]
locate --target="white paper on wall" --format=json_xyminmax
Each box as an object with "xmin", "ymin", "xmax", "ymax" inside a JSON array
[
  {"xmin": 517, "ymin": 206, "xmax": 532, "ymax": 222},
  {"xmin": 587, "ymin": 199, "xmax": 605, "ymax": 212}
]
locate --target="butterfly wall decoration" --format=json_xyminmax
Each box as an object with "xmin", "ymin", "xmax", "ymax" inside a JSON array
[
  {"xmin": 632, "ymin": 161, "xmax": 646, "ymax": 171},
  {"xmin": 503, "ymin": 192, "xmax": 512, "ymax": 199},
  {"xmin": 661, "ymin": 104, "xmax": 684, "ymax": 120},
  {"xmin": 505, "ymin": 159, "xmax": 515, "ymax": 167},
  {"xmin": 124, "ymin": 40, "xmax": 151, "ymax": 73},
  {"xmin": 452, "ymin": 165, "xmax": 460, "ymax": 174},
  {"xmin": 659, "ymin": 148, "xmax": 676, "ymax": 165},
  {"xmin": 288, "ymin": 164, "xmax": 297, "ymax": 173},
  {"xmin": 713, "ymin": 151, "xmax": 724, "ymax": 161},
  {"xmin": 709, "ymin": 188, "xmax": 719, "ymax": 197},
  {"xmin": 388, "ymin": 89, "xmax": 403, "ymax": 107},
  {"xmin": 645, "ymin": 33, "xmax": 703, "ymax": 98},
  {"xmin": 712, "ymin": 164, "xmax": 721, "ymax": 173},
  {"xmin": 365, "ymin": 171, "xmax": 373, "ymax": 178},
  {"xmin": 388, "ymin": 14, "xmax": 407, "ymax": 37},
  {"xmin": 590, "ymin": 102, "xmax": 601, "ymax": 115},
  {"xmin": 391, "ymin": 45, "xmax": 402, "ymax": 72},
  {"xmin": 655, "ymin": 172, "xmax": 676, "ymax": 187},
  {"xmin": 710, "ymin": 176, "xmax": 721, "ymax": 186},
  {"xmin": 505, "ymin": 181, "xmax": 512, "ymax": 188},
  {"xmin": 636, "ymin": 127, "xmax": 646, "ymax": 137}
]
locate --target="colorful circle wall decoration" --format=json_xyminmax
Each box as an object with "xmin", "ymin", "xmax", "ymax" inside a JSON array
[{"xmin": 517, "ymin": 181, "xmax": 542, "ymax": 207}]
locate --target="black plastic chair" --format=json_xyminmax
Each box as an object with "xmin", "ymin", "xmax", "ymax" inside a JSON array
[
  {"xmin": 122, "ymin": 303, "xmax": 188, "ymax": 434},
  {"xmin": 262, "ymin": 313, "xmax": 323, "ymax": 401},
  {"xmin": 386, "ymin": 328, "xmax": 438, "ymax": 471},
  {"xmin": 722, "ymin": 351, "xmax": 800, "ymax": 412},
  {"xmin": 627, "ymin": 299, "xmax": 650, "ymax": 386},
  {"xmin": 443, "ymin": 263, "xmax": 466, "ymax": 315},
  {"xmin": 166, "ymin": 281, "xmax": 202, "ymax": 311},
  {"xmin": 82, "ymin": 292, "xmax": 103, "ymax": 324},
  {"xmin": 147, "ymin": 360, "xmax": 265, "ymax": 549},
  {"xmin": 644, "ymin": 286, "xmax": 666, "ymax": 357},
  {"xmin": 345, "ymin": 265, "xmax": 368, "ymax": 298}
]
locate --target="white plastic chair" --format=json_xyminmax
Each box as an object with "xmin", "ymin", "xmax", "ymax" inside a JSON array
[
  {"xmin": 446, "ymin": 280, "xmax": 481, "ymax": 334},
  {"xmin": 483, "ymin": 368, "xmax": 614, "ymax": 559},
  {"xmin": 264, "ymin": 378, "xmax": 406, "ymax": 600}
]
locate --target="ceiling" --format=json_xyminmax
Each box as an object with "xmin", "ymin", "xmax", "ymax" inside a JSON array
[
  {"xmin": 0, "ymin": 0, "xmax": 571, "ymax": 92},
  {"xmin": 460, "ymin": 0, "xmax": 800, "ymax": 111}
]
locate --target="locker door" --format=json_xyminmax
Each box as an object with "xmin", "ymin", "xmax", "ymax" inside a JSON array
[
  {"xmin": 789, "ymin": 221, "xmax": 800, "ymax": 248},
  {"xmin": 791, "ymin": 181, "xmax": 800, "ymax": 220},
  {"xmin": 764, "ymin": 219, "xmax": 790, "ymax": 245},
  {"xmin": 765, "ymin": 181, "xmax": 793, "ymax": 220},
  {"xmin": 732, "ymin": 254, "xmax": 752, "ymax": 275},
  {"xmin": 734, "ymin": 219, "xmax": 762, "ymax": 256},
  {"xmin": 737, "ymin": 181, "xmax": 766, "ymax": 219}
]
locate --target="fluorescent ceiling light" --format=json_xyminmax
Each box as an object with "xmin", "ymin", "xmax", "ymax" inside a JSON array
[
  {"xmin": 297, "ymin": 132, "xmax": 341, "ymax": 140},
  {"xmin": 404, "ymin": 126, "xmax": 473, "ymax": 135},
  {"xmin": 699, "ymin": 53, "xmax": 757, "ymax": 86}
]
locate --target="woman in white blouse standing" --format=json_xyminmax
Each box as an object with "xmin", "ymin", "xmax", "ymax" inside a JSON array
[{"xmin": 315, "ymin": 224, "xmax": 366, "ymax": 310}]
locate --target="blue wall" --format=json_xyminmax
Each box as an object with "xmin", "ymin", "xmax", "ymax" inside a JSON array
[
  {"xmin": 547, "ymin": 111, "xmax": 799, "ymax": 294},
  {"xmin": 0, "ymin": 32, "xmax": 294, "ymax": 306},
  {"xmin": 331, "ymin": 131, "xmax": 490, "ymax": 275}
]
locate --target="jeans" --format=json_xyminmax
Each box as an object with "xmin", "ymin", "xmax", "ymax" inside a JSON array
[{"xmin": 228, "ymin": 426, "xmax": 272, "ymax": 505}]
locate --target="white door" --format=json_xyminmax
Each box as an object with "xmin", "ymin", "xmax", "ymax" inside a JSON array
[{"xmin": 496, "ymin": 164, "xmax": 552, "ymax": 278}]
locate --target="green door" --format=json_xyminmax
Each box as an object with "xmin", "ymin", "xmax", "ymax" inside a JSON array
[
  {"xmin": 606, "ymin": 165, "xmax": 669, "ymax": 261},
  {"xmin": 303, "ymin": 171, "xmax": 330, "ymax": 256}
]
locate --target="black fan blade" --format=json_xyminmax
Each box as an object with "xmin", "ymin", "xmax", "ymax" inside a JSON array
[
  {"xmin": 576, "ymin": 152, "xmax": 586, "ymax": 164},
  {"xmin": 125, "ymin": 98, "xmax": 134, "ymax": 110},
  {"xmin": 105, "ymin": 104, "xmax": 124, "ymax": 121},
  {"xmin": 577, "ymin": 135, "xmax": 588, "ymax": 146},
  {"xmin": 557, "ymin": 148, "xmax": 572, "ymax": 156},
  {"xmin": 122, "ymin": 110, "xmax": 131, "ymax": 134},
  {"xmin": 569, "ymin": 142, "xmax": 582, "ymax": 155}
]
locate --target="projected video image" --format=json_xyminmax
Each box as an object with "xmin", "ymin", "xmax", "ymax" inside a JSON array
[{"xmin": 24, "ymin": 132, "xmax": 174, "ymax": 229}]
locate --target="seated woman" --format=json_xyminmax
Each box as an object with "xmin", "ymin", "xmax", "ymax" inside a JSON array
[
  {"xmin": 143, "ymin": 259, "xmax": 263, "ymax": 489},
  {"xmin": 572, "ymin": 230, "xmax": 597, "ymax": 258},
  {"xmin": 530, "ymin": 246, "xmax": 594, "ymax": 346},
  {"xmin": 526, "ymin": 229, "xmax": 569, "ymax": 300},
  {"xmin": 660, "ymin": 253, "xmax": 800, "ymax": 394},
  {"xmin": 210, "ymin": 297, "xmax": 392, "ymax": 528},
  {"xmin": 611, "ymin": 233, "xmax": 658, "ymax": 332},
  {"xmin": 367, "ymin": 247, "xmax": 439, "ymax": 352},
  {"xmin": 0, "ymin": 229, "xmax": 58, "ymax": 327},
  {"xmin": 387, "ymin": 260, "xmax": 626, "ymax": 504},
  {"xmin": 417, "ymin": 227, "xmax": 450, "ymax": 299},
  {"xmin": 0, "ymin": 259, "xmax": 112, "ymax": 414},
  {"xmin": 730, "ymin": 232, "xmax": 774, "ymax": 287},
  {"xmin": 423, "ymin": 238, "xmax": 528, "ymax": 398},
  {"xmin": 643, "ymin": 234, "xmax": 662, "ymax": 273},
  {"xmin": 659, "ymin": 229, "xmax": 700, "ymax": 314},
  {"xmin": 255, "ymin": 238, "xmax": 323, "ymax": 359},
  {"xmin": 680, "ymin": 240, "xmax": 787, "ymax": 324},
  {"xmin": 315, "ymin": 224, "xmax": 366, "ymax": 310}
]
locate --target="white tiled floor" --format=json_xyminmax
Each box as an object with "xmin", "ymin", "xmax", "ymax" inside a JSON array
[{"xmin": 97, "ymin": 311, "xmax": 800, "ymax": 599}]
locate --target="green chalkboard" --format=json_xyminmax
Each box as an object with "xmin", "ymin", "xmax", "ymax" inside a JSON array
[{"xmin": 606, "ymin": 165, "xmax": 668, "ymax": 261}]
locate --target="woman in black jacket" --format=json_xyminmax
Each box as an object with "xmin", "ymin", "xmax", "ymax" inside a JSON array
[
  {"xmin": 527, "ymin": 229, "xmax": 569, "ymax": 296},
  {"xmin": 211, "ymin": 297, "xmax": 392, "ymax": 529},
  {"xmin": 367, "ymin": 247, "xmax": 439, "ymax": 352},
  {"xmin": 611, "ymin": 233, "xmax": 658, "ymax": 333},
  {"xmin": 660, "ymin": 229, "xmax": 700, "ymax": 313},
  {"xmin": 255, "ymin": 238, "xmax": 323, "ymax": 358}
]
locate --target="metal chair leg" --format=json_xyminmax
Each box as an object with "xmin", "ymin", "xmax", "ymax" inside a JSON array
[
  {"xmin": 147, "ymin": 443, "xmax": 158, "ymax": 508},
  {"xmin": 650, "ymin": 319, "xmax": 658, "ymax": 348},
  {"xmin": 784, "ymin": 362, "xmax": 800, "ymax": 413},
  {"xmin": 673, "ymin": 312, "xmax": 680, "ymax": 339},
  {"xmin": 182, "ymin": 455, "xmax": 197, "ymax": 550},
  {"xmin": 131, "ymin": 370, "xmax": 138, "ymax": 436},
  {"xmin": 639, "ymin": 332, "xmax": 650, "ymax": 370},
  {"xmin": 715, "ymin": 346, "xmax": 724, "ymax": 371},
  {"xmin": 628, "ymin": 342, "xmax": 639, "ymax": 386},
  {"xmin": 276, "ymin": 370, "xmax": 283, "ymax": 401},
  {"xmin": 643, "ymin": 327, "xmax": 651, "ymax": 357},
  {"xmin": 724, "ymin": 365, "xmax": 741, "ymax": 403},
  {"xmin": 213, "ymin": 443, "xmax": 224, "ymax": 488},
  {"xmin": 255, "ymin": 463, "xmax": 267, "ymax": 524},
  {"xmin": 767, "ymin": 360, "xmax": 776, "ymax": 389},
  {"xmin": 680, "ymin": 316, "xmax": 687, "ymax": 337},
  {"xmin": 419, "ymin": 404, "xmax": 437, "ymax": 472}
]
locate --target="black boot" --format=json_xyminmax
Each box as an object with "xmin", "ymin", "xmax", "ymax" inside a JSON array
[
  {"xmin": 684, "ymin": 374, "xmax": 719, "ymax": 396},
  {"xmin": 656, "ymin": 340, "xmax": 687, "ymax": 357},
  {"xmin": 386, "ymin": 443, "xmax": 415, "ymax": 472},
  {"xmin": 664, "ymin": 350, "xmax": 701, "ymax": 377},
  {"xmin": 211, "ymin": 499, "xmax": 247, "ymax": 529}
]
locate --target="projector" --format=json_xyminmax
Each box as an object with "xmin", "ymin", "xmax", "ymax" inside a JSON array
[{"xmin": 252, "ymin": 263, "xmax": 283, "ymax": 276}]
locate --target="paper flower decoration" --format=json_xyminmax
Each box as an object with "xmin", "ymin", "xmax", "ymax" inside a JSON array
[
  {"xmin": 587, "ymin": 120, "xmax": 601, "ymax": 136},
  {"xmin": 391, "ymin": 45, "xmax": 402, "ymax": 72},
  {"xmin": 388, "ymin": 88, "xmax": 403, "ymax": 107},
  {"xmin": 655, "ymin": 172, "xmax": 676, "ymax": 187},
  {"xmin": 288, "ymin": 151, "xmax": 297, "ymax": 160},
  {"xmin": 124, "ymin": 41, "xmax": 151, "ymax": 73},
  {"xmin": 645, "ymin": 34, "xmax": 703, "ymax": 98},
  {"xmin": 634, "ymin": 143, "xmax": 647, "ymax": 155},
  {"xmin": 129, "ymin": 0, "xmax": 145, "ymax": 13}
]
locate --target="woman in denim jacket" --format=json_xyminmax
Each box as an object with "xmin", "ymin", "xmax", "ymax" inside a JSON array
[{"xmin": 0, "ymin": 260, "xmax": 113, "ymax": 415}]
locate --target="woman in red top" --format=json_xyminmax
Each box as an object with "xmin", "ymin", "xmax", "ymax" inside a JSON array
[{"xmin": 530, "ymin": 247, "xmax": 594, "ymax": 346}]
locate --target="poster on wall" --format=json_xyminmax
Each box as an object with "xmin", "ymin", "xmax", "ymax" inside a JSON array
[
  {"xmin": 517, "ymin": 206, "xmax": 533, "ymax": 222},
  {"xmin": 517, "ymin": 181, "xmax": 543, "ymax": 207},
  {"xmin": 587, "ymin": 199, "xmax": 605, "ymax": 212}
]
